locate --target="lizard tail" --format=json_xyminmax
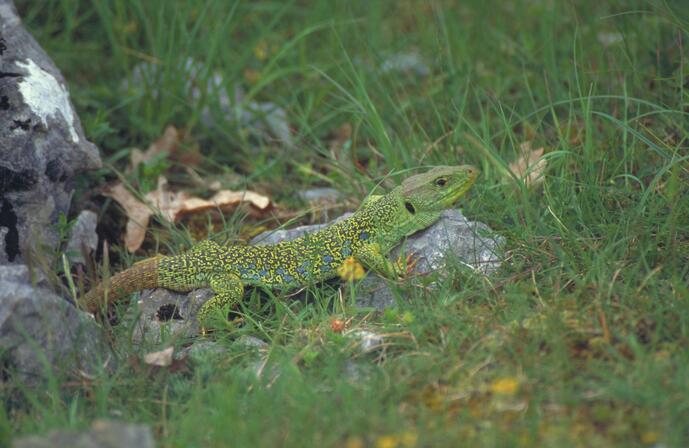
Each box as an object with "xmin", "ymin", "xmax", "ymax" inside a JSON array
[{"xmin": 80, "ymin": 257, "xmax": 161, "ymax": 313}]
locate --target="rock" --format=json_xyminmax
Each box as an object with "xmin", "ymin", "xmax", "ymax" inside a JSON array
[
  {"xmin": 391, "ymin": 209, "xmax": 503, "ymax": 276},
  {"xmin": 0, "ymin": 262, "xmax": 37, "ymax": 284},
  {"xmin": 355, "ymin": 209, "xmax": 504, "ymax": 309},
  {"xmin": 0, "ymin": 265, "xmax": 112, "ymax": 386},
  {"xmin": 174, "ymin": 340, "xmax": 227, "ymax": 363},
  {"xmin": 342, "ymin": 360, "xmax": 372, "ymax": 382},
  {"xmin": 64, "ymin": 210, "xmax": 98, "ymax": 264},
  {"xmin": 173, "ymin": 335, "xmax": 267, "ymax": 364},
  {"xmin": 130, "ymin": 288, "xmax": 214, "ymax": 344},
  {"xmin": 233, "ymin": 334, "xmax": 269, "ymax": 350},
  {"xmin": 12, "ymin": 419, "xmax": 154, "ymax": 448},
  {"xmin": 379, "ymin": 51, "xmax": 430, "ymax": 77},
  {"xmin": 298, "ymin": 187, "xmax": 341, "ymax": 203},
  {"xmin": 346, "ymin": 329, "xmax": 385, "ymax": 354},
  {"xmin": 0, "ymin": 1, "xmax": 101, "ymax": 264}
]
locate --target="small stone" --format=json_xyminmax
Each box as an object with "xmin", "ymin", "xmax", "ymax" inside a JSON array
[
  {"xmin": 12, "ymin": 419, "xmax": 154, "ymax": 448},
  {"xmin": 130, "ymin": 288, "xmax": 214, "ymax": 344},
  {"xmin": 297, "ymin": 188, "xmax": 341, "ymax": 203},
  {"xmin": 233, "ymin": 335, "xmax": 269, "ymax": 349},
  {"xmin": 65, "ymin": 210, "xmax": 98, "ymax": 264},
  {"xmin": 175, "ymin": 341, "xmax": 228, "ymax": 363},
  {"xmin": 346, "ymin": 329, "xmax": 384, "ymax": 354},
  {"xmin": 380, "ymin": 51, "xmax": 431, "ymax": 77}
]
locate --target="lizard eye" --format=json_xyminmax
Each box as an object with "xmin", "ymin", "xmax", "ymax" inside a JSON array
[
  {"xmin": 435, "ymin": 177, "xmax": 447, "ymax": 187},
  {"xmin": 404, "ymin": 201, "xmax": 416, "ymax": 214}
]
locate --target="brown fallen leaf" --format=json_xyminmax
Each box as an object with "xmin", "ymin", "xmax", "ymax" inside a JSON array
[
  {"xmin": 104, "ymin": 176, "xmax": 272, "ymax": 252},
  {"xmin": 130, "ymin": 125, "xmax": 180, "ymax": 169},
  {"xmin": 143, "ymin": 346, "xmax": 174, "ymax": 367},
  {"xmin": 103, "ymin": 183, "xmax": 153, "ymax": 253},
  {"xmin": 508, "ymin": 141, "xmax": 546, "ymax": 187},
  {"xmin": 145, "ymin": 176, "xmax": 271, "ymax": 221}
]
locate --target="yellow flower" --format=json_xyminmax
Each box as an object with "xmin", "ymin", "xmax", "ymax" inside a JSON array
[
  {"xmin": 400, "ymin": 431, "xmax": 418, "ymax": 447},
  {"xmin": 253, "ymin": 41, "xmax": 268, "ymax": 60},
  {"xmin": 641, "ymin": 431, "xmax": 659, "ymax": 445},
  {"xmin": 338, "ymin": 257, "xmax": 365, "ymax": 281},
  {"xmin": 375, "ymin": 435, "xmax": 398, "ymax": 448},
  {"xmin": 374, "ymin": 432, "xmax": 417, "ymax": 448},
  {"xmin": 490, "ymin": 377, "xmax": 520, "ymax": 395},
  {"xmin": 344, "ymin": 436, "xmax": 364, "ymax": 448}
]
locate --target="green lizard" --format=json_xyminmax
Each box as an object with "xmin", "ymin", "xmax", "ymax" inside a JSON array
[{"xmin": 81, "ymin": 165, "xmax": 478, "ymax": 325}]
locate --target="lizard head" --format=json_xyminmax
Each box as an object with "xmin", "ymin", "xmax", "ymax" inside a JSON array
[{"xmin": 390, "ymin": 165, "xmax": 479, "ymax": 236}]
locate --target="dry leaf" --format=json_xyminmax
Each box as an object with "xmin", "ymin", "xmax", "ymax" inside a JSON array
[
  {"xmin": 130, "ymin": 125, "xmax": 180, "ymax": 169},
  {"xmin": 144, "ymin": 346, "xmax": 174, "ymax": 367},
  {"xmin": 105, "ymin": 176, "xmax": 272, "ymax": 252},
  {"xmin": 103, "ymin": 183, "xmax": 153, "ymax": 253},
  {"xmin": 508, "ymin": 141, "xmax": 546, "ymax": 187},
  {"xmin": 145, "ymin": 178, "xmax": 271, "ymax": 221}
]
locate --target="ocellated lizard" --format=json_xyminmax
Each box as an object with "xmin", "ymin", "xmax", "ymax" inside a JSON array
[{"xmin": 81, "ymin": 165, "xmax": 478, "ymax": 325}]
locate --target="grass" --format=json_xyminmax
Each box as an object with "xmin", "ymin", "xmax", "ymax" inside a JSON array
[{"xmin": 4, "ymin": 0, "xmax": 689, "ymax": 446}]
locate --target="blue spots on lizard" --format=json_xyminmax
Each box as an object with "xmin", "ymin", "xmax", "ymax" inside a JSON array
[
  {"xmin": 283, "ymin": 274, "xmax": 295, "ymax": 283},
  {"xmin": 322, "ymin": 255, "xmax": 334, "ymax": 263},
  {"xmin": 359, "ymin": 231, "xmax": 370, "ymax": 241}
]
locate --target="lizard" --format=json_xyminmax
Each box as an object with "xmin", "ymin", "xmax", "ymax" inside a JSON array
[{"xmin": 80, "ymin": 165, "xmax": 479, "ymax": 326}]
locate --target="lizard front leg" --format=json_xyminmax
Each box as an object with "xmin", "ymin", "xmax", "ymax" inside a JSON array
[
  {"xmin": 197, "ymin": 273, "xmax": 245, "ymax": 329},
  {"xmin": 355, "ymin": 243, "xmax": 404, "ymax": 280}
]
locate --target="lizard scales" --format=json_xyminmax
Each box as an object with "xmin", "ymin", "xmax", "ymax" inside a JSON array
[{"xmin": 81, "ymin": 165, "xmax": 478, "ymax": 324}]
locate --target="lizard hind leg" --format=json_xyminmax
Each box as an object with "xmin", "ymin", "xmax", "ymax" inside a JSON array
[{"xmin": 197, "ymin": 273, "xmax": 244, "ymax": 329}]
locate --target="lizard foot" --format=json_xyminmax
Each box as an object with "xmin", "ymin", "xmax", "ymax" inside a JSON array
[{"xmin": 395, "ymin": 252, "xmax": 419, "ymax": 279}]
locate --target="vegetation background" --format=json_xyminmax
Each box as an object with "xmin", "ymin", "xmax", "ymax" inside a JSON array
[{"xmin": 4, "ymin": 0, "xmax": 689, "ymax": 446}]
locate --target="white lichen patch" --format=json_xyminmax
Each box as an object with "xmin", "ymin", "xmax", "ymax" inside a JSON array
[{"xmin": 15, "ymin": 59, "xmax": 79, "ymax": 142}]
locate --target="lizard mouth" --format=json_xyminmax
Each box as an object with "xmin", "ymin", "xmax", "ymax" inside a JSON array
[{"xmin": 444, "ymin": 166, "xmax": 479, "ymax": 205}]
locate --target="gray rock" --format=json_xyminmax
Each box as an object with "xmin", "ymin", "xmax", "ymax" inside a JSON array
[
  {"xmin": 130, "ymin": 287, "xmax": 214, "ymax": 344},
  {"xmin": 13, "ymin": 419, "xmax": 154, "ymax": 448},
  {"xmin": 390, "ymin": 209, "xmax": 504, "ymax": 276},
  {"xmin": 65, "ymin": 210, "xmax": 98, "ymax": 264},
  {"xmin": 0, "ymin": 265, "xmax": 112, "ymax": 385},
  {"xmin": 297, "ymin": 187, "xmax": 341, "ymax": 203},
  {"xmin": 346, "ymin": 329, "xmax": 385, "ymax": 354},
  {"xmin": 380, "ymin": 51, "xmax": 431, "ymax": 77},
  {"xmin": 342, "ymin": 360, "xmax": 371, "ymax": 382},
  {"xmin": 174, "ymin": 340, "xmax": 227, "ymax": 363},
  {"xmin": 356, "ymin": 210, "xmax": 503, "ymax": 309},
  {"xmin": 173, "ymin": 336, "xmax": 267, "ymax": 363},
  {"xmin": 0, "ymin": 1, "xmax": 101, "ymax": 264},
  {"xmin": 233, "ymin": 334, "xmax": 269, "ymax": 350}
]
